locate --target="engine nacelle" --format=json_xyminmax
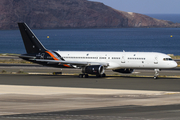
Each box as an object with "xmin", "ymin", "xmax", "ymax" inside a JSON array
[
  {"xmin": 82, "ymin": 65, "xmax": 104, "ymax": 75},
  {"xmin": 113, "ymin": 69, "xmax": 134, "ymax": 74}
]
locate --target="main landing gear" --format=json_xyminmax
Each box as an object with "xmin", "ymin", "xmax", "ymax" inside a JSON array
[
  {"xmin": 79, "ymin": 74, "xmax": 89, "ymax": 78},
  {"xmin": 79, "ymin": 73, "xmax": 106, "ymax": 78},
  {"xmin": 96, "ymin": 73, "xmax": 106, "ymax": 78},
  {"xmin": 154, "ymin": 69, "xmax": 160, "ymax": 79}
]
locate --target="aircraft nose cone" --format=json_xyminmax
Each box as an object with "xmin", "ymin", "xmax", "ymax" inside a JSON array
[{"xmin": 172, "ymin": 61, "xmax": 178, "ymax": 68}]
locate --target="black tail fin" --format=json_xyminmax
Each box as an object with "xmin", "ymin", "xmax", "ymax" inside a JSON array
[{"xmin": 18, "ymin": 23, "xmax": 47, "ymax": 54}]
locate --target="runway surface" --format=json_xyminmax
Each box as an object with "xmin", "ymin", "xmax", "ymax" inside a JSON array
[
  {"xmin": 0, "ymin": 64, "xmax": 180, "ymax": 119},
  {"xmin": 1, "ymin": 104, "xmax": 180, "ymax": 120},
  {"xmin": 0, "ymin": 74, "xmax": 180, "ymax": 91}
]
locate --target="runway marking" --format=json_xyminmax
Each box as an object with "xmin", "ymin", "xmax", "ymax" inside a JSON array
[
  {"xmin": 0, "ymin": 85, "xmax": 179, "ymax": 95},
  {"xmin": 165, "ymin": 92, "xmax": 180, "ymax": 95},
  {"xmin": 133, "ymin": 72, "xmax": 140, "ymax": 74},
  {"xmin": 28, "ymin": 73, "xmax": 52, "ymax": 75},
  {"xmin": 105, "ymin": 77, "xmax": 117, "ymax": 79},
  {"xmin": 0, "ymin": 114, "xmax": 145, "ymax": 120}
]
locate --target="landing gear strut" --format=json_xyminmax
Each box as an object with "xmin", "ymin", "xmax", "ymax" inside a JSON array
[{"xmin": 154, "ymin": 69, "xmax": 160, "ymax": 79}]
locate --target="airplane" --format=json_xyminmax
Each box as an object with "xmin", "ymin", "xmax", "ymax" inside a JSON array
[{"xmin": 18, "ymin": 22, "xmax": 177, "ymax": 79}]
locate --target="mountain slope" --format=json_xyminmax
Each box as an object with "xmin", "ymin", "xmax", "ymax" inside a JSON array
[{"xmin": 0, "ymin": 0, "xmax": 179, "ymax": 29}]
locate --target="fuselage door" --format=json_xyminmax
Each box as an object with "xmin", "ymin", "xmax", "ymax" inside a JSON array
[
  {"xmin": 154, "ymin": 56, "xmax": 158, "ymax": 64},
  {"xmin": 121, "ymin": 55, "xmax": 125, "ymax": 63}
]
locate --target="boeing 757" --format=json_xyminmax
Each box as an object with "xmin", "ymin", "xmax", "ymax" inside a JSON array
[{"xmin": 18, "ymin": 23, "xmax": 177, "ymax": 79}]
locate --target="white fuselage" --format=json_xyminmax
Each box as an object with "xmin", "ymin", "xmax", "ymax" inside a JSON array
[{"xmin": 56, "ymin": 51, "xmax": 177, "ymax": 70}]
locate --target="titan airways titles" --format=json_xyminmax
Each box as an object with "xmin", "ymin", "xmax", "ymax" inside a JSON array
[{"xmin": 18, "ymin": 23, "xmax": 177, "ymax": 79}]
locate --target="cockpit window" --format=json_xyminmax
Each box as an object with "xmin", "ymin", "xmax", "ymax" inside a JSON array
[{"xmin": 163, "ymin": 58, "xmax": 173, "ymax": 61}]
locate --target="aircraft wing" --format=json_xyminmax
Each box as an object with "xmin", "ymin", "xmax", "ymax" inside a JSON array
[{"xmin": 34, "ymin": 59, "xmax": 109, "ymax": 67}]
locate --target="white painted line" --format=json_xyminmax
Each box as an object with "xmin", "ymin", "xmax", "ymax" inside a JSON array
[{"xmin": 0, "ymin": 85, "xmax": 179, "ymax": 95}]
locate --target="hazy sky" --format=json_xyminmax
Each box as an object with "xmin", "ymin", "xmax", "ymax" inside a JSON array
[{"xmin": 88, "ymin": 0, "xmax": 180, "ymax": 14}]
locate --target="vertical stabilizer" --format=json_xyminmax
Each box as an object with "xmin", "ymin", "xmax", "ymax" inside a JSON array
[{"xmin": 18, "ymin": 23, "xmax": 47, "ymax": 54}]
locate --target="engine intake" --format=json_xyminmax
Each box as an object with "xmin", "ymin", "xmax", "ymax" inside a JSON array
[
  {"xmin": 83, "ymin": 65, "xmax": 104, "ymax": 75},
  {"xmin": 113, "ymin": 69, "xmax": 134, "ymax": 74}
]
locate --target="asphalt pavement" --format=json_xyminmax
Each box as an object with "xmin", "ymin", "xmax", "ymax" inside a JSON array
[{"xmin": 0, "ymin": 63, "xmax": 180, "ymax": 120}]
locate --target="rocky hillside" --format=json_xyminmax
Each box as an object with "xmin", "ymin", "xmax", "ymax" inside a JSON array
[{"xmin": 0, "ymin": 0, "xmax": 179, "ymax": 29}]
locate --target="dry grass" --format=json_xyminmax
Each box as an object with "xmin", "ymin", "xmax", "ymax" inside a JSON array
[{"xmin": 0, "ymin": 59, "xmax": 33, "ymax": 64}]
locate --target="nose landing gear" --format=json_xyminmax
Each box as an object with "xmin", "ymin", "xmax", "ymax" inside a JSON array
[{"xmin": 154, "ymin": 69, "xmax": 160, "ymax": 79}]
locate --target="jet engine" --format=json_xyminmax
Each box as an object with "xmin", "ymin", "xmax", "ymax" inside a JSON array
[
  {"xmin": 113, "ymin": 69, "xmax": 134, "ymax": 74},
  {"xmin": 82, "ymin": 65, "xmax": 104, "ymax": 75}
]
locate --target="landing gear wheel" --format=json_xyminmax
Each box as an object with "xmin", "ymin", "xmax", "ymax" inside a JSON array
[
  {"xmin": 154, "ymin": 76, "xmax": 158, "ymax": 79},
  {"xmin": 79, "ymin": 74, "xmax": 89, "ymax": 78},
  {"xmin": 79, "ymin": 74, "xmax": 83, "ymax": 78},
  {"xmin": 85, "ymin": 74, "xmax": 89, "ymax": 78},
  {"xmin": 102, "ymin": 73, "xmax": 106, "ymax": 77},
  {"xmin": 96, "ymin": 74, "xmax": 101, "ymax": 78}
]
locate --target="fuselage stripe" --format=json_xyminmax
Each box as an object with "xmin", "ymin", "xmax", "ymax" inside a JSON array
[
  {"xmin": 63, "ymin": 64, "xmax": 71, "ymax": 68},
  {"xmin": 45, "ymin": 51, "xmax": 59, "ymax": 61}
]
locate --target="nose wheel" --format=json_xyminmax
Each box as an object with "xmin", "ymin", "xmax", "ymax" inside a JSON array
[{"xmin": 154, "ymin": 69, "xmax": 159, "ymax": 79}]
